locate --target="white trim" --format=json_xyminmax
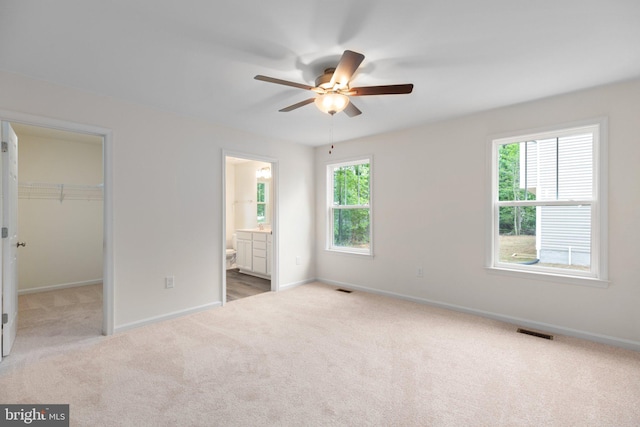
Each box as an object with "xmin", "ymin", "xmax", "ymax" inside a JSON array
[
  {"xmin": 256, "ymin": 180, "xmax": 269, "ymax": 224},
  {"xmin": 279, "ymin": 278, "xmax": 316, "ymax": 291},
  {"xmin": 0, "ymin": 109, "xmax": 114, "ymax": 336},
  {"xmin": 487, "ymin": 117, "xmax": 608, "ymax": 284},
  {"xmin": 18, "ymin": 279, "xmax": 103, "ymax": 295},
  {"xmin": 114, "ymin": 302, "xmax": 222, "ymax": 333},
  {"xmin": 0, "ymin": 110, "xmax": 111, "ymax": 136},
  {"xmin": 595, "ymin": 117, "xmax": 609, "ymax": 280},
  {"xmin": 326, "ymin": 157, "xmax": 369, "ymax": 169},
  {"xmin": 492, "ymin": 123, "xmax": 601, "ymax": 146},
  {"xmin": 497, "ymin": 200, "xmax": 593, "ymax": 207},
  {"xmin": 485, "ymin": 267, "xmax": 609, "ymax": 288},
  {"xmin": 317, "ymin": 278, "xmax": 639, "ymax": 352},
  {"xmin": 238, "ymin": 269, "xmax": 270, "ymax": 280},
  {"xmin": 326, "ymin": 154, "xmax": 373, "ymax": 256},
  {"xmin": 488, "ymin": 117, "xmax": 608, "ymax": 146},
  {"xmin": 323, "ymin": 246, "xmax": 373, "ymax": 258}
]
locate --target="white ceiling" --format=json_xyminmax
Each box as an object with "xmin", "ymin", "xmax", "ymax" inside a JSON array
[{"xmin": 2, "ymin": 1, "xmax": 639, "ymax": 146}]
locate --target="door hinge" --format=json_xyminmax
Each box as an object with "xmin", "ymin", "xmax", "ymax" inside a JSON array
[
  {"xmin": 2, "ymin": 313, "xmax": 7, "ymax": 324},
  {"xmin": 1, "ymin": 227, "xmax": 7, "ymax": 238},
  {"xmin": 1, "ymin": 141, "xmax": 7, "ymax": 153}
]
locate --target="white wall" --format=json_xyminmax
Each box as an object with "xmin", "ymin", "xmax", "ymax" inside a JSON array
[
  {"xmin": 17, "ymin": 132, "xmax": 103, "ymax": 291},
  {"xmin": 10, "ymin": 66, "xmax": 637, "ymax": 348},
  {"xmin": 233, "ymin": 160, "xmax": 270, "ymax": 231},
  {"xmin": 0, "ymin": 71, "xmax": 316, "ymax": 329},
  {"xmin": 225, "ymin": 159, "xmax": 272, "ymax": 248},
  {"xmin": 315, "ymin": 78, "xmax": 640, "ymax": 348}
]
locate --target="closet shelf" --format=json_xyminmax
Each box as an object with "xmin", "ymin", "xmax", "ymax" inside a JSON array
[{"xmin": 18, "ymin": 182, "xmax": 103, "ymax": 202}]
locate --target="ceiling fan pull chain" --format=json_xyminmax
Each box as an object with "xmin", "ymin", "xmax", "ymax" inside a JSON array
[{"xmin": 329, "ymin": 116, "xmax": 335, "ymax": 155}]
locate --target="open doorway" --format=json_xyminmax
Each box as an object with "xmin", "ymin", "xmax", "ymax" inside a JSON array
[
  {"xmin": 224, "ymin": 154, "xmax": 276, "ymax": 302},
  {"xmin": 2, "ymin": 121, "xmax": 106, "ymax": 364}
]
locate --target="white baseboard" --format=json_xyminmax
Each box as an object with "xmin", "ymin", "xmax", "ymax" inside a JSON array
[
  {"xmin": 318, "ymin": 277, "xmax": 640, "ymax": 353},
  {"xmin": 18, "ymin": 279, "xmax": 103, "ymax": 295},
  {"xmin": 279, "ymin": 278, "xmax": 316, "ymax": 291},
  {"xmin": 114, "ymin": 301, "xmax": 222, "ymax": 333},
  {"xmin": 115, "ymin": 277, "xmax": 314, "ymax": 332}
]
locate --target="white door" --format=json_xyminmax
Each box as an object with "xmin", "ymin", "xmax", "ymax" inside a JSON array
[{"xmin": 1, "ymin": 121, "xmax": 18, "ymax": 358}]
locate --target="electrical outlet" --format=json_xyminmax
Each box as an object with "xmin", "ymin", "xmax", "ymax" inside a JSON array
[
  {"xmin": 296, "ymin": 256, "xmax": 301, "ymax": 265},
  {"xmin": 165, "ymin": 276, "xmax": 175, "ymax": 289},
  {"xmin": 417, "ymin": 267, "xmax": 424, "ymax": 278}
]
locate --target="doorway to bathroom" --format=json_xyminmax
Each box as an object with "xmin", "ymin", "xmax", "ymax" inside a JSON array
[{"xmin": 223, "ymin": 154, "xmax": 276, "ymax": 303}]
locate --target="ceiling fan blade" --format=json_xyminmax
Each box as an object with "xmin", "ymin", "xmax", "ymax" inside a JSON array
[
  {"xmin": 344, "ymin": 101, "xmax": 362, "ymax": 117},
  {"xmin": 330, "ymin": 50, "xmax": 365, "ymax": 87},
  {"xmin": 349, "ymin": 84, "xmax": 414, "ymax": 96},
  {"xmin": 279, "ymin": 98, "xmax": 316, "ymax": 112},
  {"xmin": 255, "ymin": 75, "xmax": 316, "ymax": 91}
]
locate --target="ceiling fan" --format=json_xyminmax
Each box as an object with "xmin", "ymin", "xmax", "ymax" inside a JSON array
[{"xmin": 254, "ymin": 50, "xmax": 414, "ymax": 117}]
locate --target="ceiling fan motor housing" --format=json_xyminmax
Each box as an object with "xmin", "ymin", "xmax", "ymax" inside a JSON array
[{"xmin": 315, "ymin": 68, "xmax": 338, "ymax": 89}]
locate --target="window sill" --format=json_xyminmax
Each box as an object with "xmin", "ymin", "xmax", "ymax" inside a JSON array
[
  {"xmin": 485, "ymin": 267, "xmax": 609, "ymax": 288},
  {"xmin": 325, "ymin": 248, "xmax": 373, "ymax": 259}
]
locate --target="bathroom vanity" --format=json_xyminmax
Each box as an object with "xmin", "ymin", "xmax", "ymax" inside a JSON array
[{"xmin": 236, "ymin": 229, "xmax": 272, "ymax": 279}]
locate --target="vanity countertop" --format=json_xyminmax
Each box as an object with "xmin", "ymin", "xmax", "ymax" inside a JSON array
[{"xmin": 237, "ymin": 228, "xmax": 272, "ymax": 234}]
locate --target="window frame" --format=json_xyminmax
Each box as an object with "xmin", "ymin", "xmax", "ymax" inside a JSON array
[
  {"xmin": 256, "ymin": 180, "xmax": 268, "ymax": 224},
  {"xmin": 487, "ymin": 119, "xmax": 608, "ymax": 287},
  {"xmin": 326, "ymin": 156, "xmax": 373, "ymax": 257}
]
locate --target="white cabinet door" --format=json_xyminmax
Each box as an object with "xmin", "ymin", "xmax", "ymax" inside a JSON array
[
  {"xmin": 235, "ymin": 231, "xmax": 271, "ymax": 278},
  {"xmin": 251, "ymin": 232, "xmax": 267, "ymax": 274},
  {"xmin": 267, "ymin": 235, "xmax": 272, "ymax": 276},
  {"xmin": 236, "ymin": 239, "xmax": 252, "ymax": 270},
  {"xmin": 252, "ymin": 255, "xmax": 267, "ymax": 274}
]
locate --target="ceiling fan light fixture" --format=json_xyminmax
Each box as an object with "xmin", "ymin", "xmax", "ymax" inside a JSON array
[
  {"xmin": 255, "ymin": 49, "xmax": 413, "ymax": 117},
  {"xmin": 256, "ymin": 167, "xmax": 271, "ymax": 179},
  {"xmin": 315, "ymin": 92, "xmax": 350, "ymax": 115}
]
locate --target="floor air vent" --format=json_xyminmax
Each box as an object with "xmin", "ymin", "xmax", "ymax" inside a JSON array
[
  {"xmin": 517, "ymin": 328, "xmax": 554, "ymax": 340},
  {"xmin": 336, "ymin": 289, "xmax": 353, "ymax": 293}
]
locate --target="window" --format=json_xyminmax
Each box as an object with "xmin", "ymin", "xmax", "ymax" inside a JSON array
[
  {"xmin": 257, "ymin": 181, "xmax": 268, "ymax": 224},
  {"xmin": 327, "ymin": 158, "xmax": 372, "ymax": 255},
  {"xmin": 490, "ymin": 122, "xmax": 607, "ymax": 283}
]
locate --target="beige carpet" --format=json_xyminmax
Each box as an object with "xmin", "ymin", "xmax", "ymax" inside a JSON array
[
  {"xmin": 1, "ymin": 282, "xmax": 640, "ymax": 426},
  {"xmin": 4, "ymin": 284, "xmax": 103, "ymax": 370}
]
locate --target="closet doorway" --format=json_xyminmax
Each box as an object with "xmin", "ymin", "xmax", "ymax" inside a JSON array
[
  {"xmin": 10, "ymin": 123, "xmax": 105, "ymax": 361},
  {"xmin": 223, "ymin": 153, "xmax": 277, "ymax": 303}
]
